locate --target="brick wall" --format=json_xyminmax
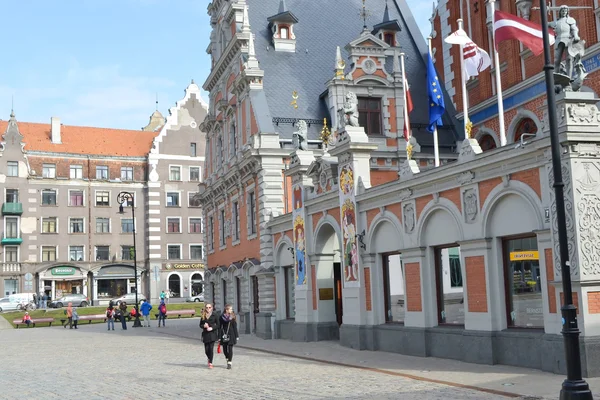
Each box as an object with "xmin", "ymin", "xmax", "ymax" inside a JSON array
[
  {"xmin": 364, "ymin": 267, "xmax": 372, "ymax": 311},
  {"xmin": 416, "ymin": 195, "xmax": 433, "ymax": 219},
  {"xmin": 465, "ymin": 255, "xmax": 488, "ymax": 312},
  {"xmin": 588, "ymin": 292, "xmax": 600, "ymax": 314},
  {"xmin": 478, "ymin": 177, "xmax": 502, "ymax": 208},
  {"xmin": 440, "ymin": 187, "xmax": 461, "ymax": 212},
  {"xmin": 510, "ymin": 169, "xmax": 541, "ymax": 199},
  {"xmin": 560, "ymin": 292, "xmax": 579, "ymax": 315},
  {"xmin": 28, "ymin": 156, "xmax": 147, "ymax": 181},
  {"xmin": 544, "ymin": 248, "xmax": 557, "ymax": 314},
  {"xmin": 404, "ymin": 262, "xmax": 422, "ymax": 312},
  {"xmin": 311, "ymin": 266, "xmax": 317, "ymax": 310}
]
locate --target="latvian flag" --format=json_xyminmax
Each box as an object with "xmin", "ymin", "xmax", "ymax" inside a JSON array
[
  {"xmin": 494, "ymin": 10, "xmax": 555, "ymax": 56},
  {"xmin": 403, "ymin": 77, "xmax": 414, "ymax": 141}
]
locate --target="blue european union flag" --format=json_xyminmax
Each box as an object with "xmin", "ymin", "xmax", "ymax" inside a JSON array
[{"xmin": 426, "ymin": 53, "xmax": 445, "ymax": 133}]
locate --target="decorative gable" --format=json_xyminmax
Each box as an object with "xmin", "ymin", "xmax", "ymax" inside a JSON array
[
  {"xmin": 345, "ymin": 33, "xmax": 392, "ymax": 83},
  {"xmin": 267, "ymin": 0, "xmax": 299, "ymax": 53},
  {"xmin": 306, "ymin": 156, "xmax": 339, "ymax": 197}
]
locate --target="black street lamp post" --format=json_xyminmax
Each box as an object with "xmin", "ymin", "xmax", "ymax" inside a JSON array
[
  {"xmin": 117, "ymin": 191, "xmax": 142, "ymax": 328},
  {"xmin": 538, "ymin": 1, "xmax": 593, "ymax": 398}
]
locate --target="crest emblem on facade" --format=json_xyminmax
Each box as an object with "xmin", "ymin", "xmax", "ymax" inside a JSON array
[
  {"xmin": 403, "ymin": 203, "xmax": 415, "ymax": 233},
  {"xmin": 463, "ymin": 189, "xmax": 478, "ymax": 222}
]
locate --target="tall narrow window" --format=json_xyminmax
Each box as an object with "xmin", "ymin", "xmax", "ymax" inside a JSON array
[
  {"xmin": 382, "ymin": 253, "xmax": 404, "ymax": 323},
  {"xmin": 5, "ymin": 217, "xmax": 18, "ymax": 238},
  {"xmin": 384, "ymin": 32, "xmax": 395, "ymax": 46},
  {"xmin": 248, "ymin": 191, "xmax": 257, "ymax": 235},
  {"xmin": 284, "ymin": 266, "xmax": 296, "ymax": 319},
  {"xmin": 434, "ymin": 245, "xmax": 464, "ymax": 325},
  {"xmin": 7, "ymin": 161, "xmax": 18, "ymax": 177},
  {"xmin": 232, "ymin": 201, "xmax": 239, "ymax": 241},
  {"xmin": 280, "ymin": 26, "xmax": 289, "ymax": 39},
  {"xmin": 229, "ymin": 120, "xmax": 237, "ymax": 158},
  {"xmin": 190, "ymin": 143, "xmax": 197, "ymax": 157},
  {"xmin": 357, "ymin": 97, "xmax": 382, "ymax": 136},
  {"xmin": 219, "ymin": 209, "xmax": 226, "ymax": 246},
  {"xmin": 209, "ymin": 216, "xmax": 215, "ymax": 251}
]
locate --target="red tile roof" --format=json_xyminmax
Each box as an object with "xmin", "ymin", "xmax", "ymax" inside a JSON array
[{"xmin": 0, "ymin": 120, "xmax": 158, "ymax": 157}]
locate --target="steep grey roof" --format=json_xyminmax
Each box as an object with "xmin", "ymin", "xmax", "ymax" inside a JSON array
[{"xmin": 248, "ymin": 0, "xmax": 462, "ymax": 150}]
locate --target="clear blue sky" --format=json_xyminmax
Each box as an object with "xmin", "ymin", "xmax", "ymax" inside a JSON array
[{"xmin": 1, "ymin": 0, "xmax": 432, "ymax": 130}]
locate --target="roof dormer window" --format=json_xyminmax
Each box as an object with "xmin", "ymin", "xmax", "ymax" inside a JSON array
[
  {"xmin": 383, "ymin": 32, "xmax": 395, "ymax": 47},
  {"xmin": 267, "ymin": 0, "xmax": 299, "ymax": 52},
  {"xmin": 280, "ymin": 25, "xmax": 289, "ymax": 40}
]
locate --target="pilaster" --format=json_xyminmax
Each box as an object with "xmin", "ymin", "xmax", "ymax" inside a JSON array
[{"xmin": 399, "ymin": 246, "xmax": 427, "ymax": 328}]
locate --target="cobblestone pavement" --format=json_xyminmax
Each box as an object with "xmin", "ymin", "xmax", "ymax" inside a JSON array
[{"xmin": 1, "ymin": 320, "xmax": 519, "ymax": 400}]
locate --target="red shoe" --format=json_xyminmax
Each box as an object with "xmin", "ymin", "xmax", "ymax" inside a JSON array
[{"xmin": 208, "ymin": 363, "xmax": 213, "ymax": 369}]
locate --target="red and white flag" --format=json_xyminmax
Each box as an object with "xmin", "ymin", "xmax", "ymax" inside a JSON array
[
  {"xmin": 494, "ymin": 10, "xmax": 555, "ymax": 56},
  {"xmin": 445, "ymin": 29, "xmax": 491, "ymax": 80},
  {"xmin": 403, "ymin": 78, "xmax": 414, "ymax": 141}
]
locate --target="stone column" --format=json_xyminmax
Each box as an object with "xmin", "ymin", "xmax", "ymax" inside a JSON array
[
  {"xmin": 534, "ymin": 229, "xmax": 561, "ymax": 335},
  {"xmin": 399, "ymin": 246, "xmax": 428, "ymax": 356},
  {"xmin": 255, "ymin": 269, "xmax": 276, "ymax": 339}
]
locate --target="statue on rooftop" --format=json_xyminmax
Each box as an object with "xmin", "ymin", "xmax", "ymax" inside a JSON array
[
  {"xmin": 293, "ymin": 119, "xmax": 309, "ymax": 151},
  {"xmin": 338, "ymin": 92, "xmax": 360, "ymax": 128},
  {"xmin": 549, "ymin": 5, "xmax": 587, "ymax": 91}
]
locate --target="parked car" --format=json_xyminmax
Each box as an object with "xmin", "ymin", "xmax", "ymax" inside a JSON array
[
  {"xmin": 111, "ymin": 293, "xmax": 146, "ymax": 306},
  {"xmin": 186, "ymin": 293, "xmax": 204, "ymax": 303},
  {"xmin": 0, "ymin": 298, "xmax": 21, "ymax": 312},
  {"xmin": 49, "ymin": 294, "xmax": 89, "ymax": 308}
]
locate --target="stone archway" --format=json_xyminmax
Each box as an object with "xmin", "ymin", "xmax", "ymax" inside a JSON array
[{"xmin": 313, "ymin": 222, "xmax": 343, "ymax": 327}]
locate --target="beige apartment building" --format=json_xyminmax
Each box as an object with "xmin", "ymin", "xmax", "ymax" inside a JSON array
[{"xmin": 0, "ymin": 81, "xmax": 207, "ymax": 305}]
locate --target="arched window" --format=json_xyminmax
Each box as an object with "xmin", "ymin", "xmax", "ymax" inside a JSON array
[
  {"xmin": 479, "ymin": 134, "xmax": 497, "ymax": 151},
  {"xmin": 514, "ymin": 117, "xmax": 536, "ymax": 143},
  {"xmin": 280, "ymin": 26, "xmax": 289, "ymax": 39},
  {"xmin": 384, "ymin": 32, "xmax": 395, "ymax": 47},
  {"xmin": 168, "ymin": 274, "xmax": 181, "ymax": 298}
]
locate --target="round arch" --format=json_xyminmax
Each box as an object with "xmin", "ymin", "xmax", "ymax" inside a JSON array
[
  {"xmin": 367, "ymin": 211, "xmax": 404, "ymax": 254},
  {"xmin": 275, "ymin": 235, "xmax": 294, "ymax": 267},
  {"xmin": 167, "ymin": 272, "xmax": 183, "ymax": 298},
  {"xmin": 417, "ymin": 199, "xmax": 465, "ymax": 246},
  {"xmin": 481, "ymin": 181, "xmax": 545, "ymax": 237},
  {"xmin": 507, "ymin": 108, "xmax": 542, "ymax": 144},
  {"xmin": 312, "ymin": 215, "xmax": 342, "ymax": 255},
  {"xmin": 354, "ymin": 76, "xmax": 390, "ymax": 86},
  {"xmin": 189, "ymin": 272, "xmax": 204, "ymax": 297},
  {"xmin": 475, "ymin": 126, "xmax": 500, "ymax": 151}
]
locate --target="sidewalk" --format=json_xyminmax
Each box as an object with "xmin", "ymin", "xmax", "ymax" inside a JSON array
[
  {"xmin": 0, "ymin": 314, "xmax": 13, "ymax": 330},
  {"xmin": 159, "ymin": 319, "xmax": 600, "ymax": 400}
]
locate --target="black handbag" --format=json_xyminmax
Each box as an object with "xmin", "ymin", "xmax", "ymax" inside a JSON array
[{"xmin": 221, "ymin": 323, "xmax": 231, "ymax": 343}]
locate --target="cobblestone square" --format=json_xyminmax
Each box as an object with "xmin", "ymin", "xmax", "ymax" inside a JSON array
[{"xmin": 0, "ymin": 320, "xmax": 515, "ymax": 400}]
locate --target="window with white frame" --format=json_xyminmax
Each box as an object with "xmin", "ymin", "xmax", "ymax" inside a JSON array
[
  {"xmin": 166, "ymin": 192, "xmax": 180, "ymax": 207},
  {"xmin": 5, "ymin": 217, "xmax": 18, "ymax": 238},
  {"xmin": 5, "ymin": 246, "xmax": 18, "ymax": 262},
  {"xmin": 121, "ymin": 166, "xmax": 133, "ymax": 181},
  {"xmin": 70, "ymin": 218, "xmax": 84, "ymax": 233},
  {"xmin": 121, "ymin": 218, "xmax": 134, "ymax": 233},
  {"xmin": 167, "ymin": 245, "xmax": 182, "ymax": 260},
  {"xmin": 96, "ymin": 191, "xmax": 110, "ymax": 206},
  {"xmin": 42, "ymin": 164, "xmax": 56, "ymax": 178},
  {"xmin": 70, "ymin": 165, "xmax": 83, "ymax": 179},
  {"xmin": 190, "ymin": 245, "xmax": 203, "ymax": 260},
  {"xmin": 69, "ymin": 190, "xmax": 84, "ymax": 206},
  {"xmin": 190, "ymin": 143, "xmax": 197, "ymax": 157},
  {"xmin": 69, "ymin": 246, "xmax": 84, "ymax": 262},
  {"xmin": 95, "ymin": 246, "xmax": 110, "ymax": 261},
  {"xmin": 189, "ymin": 218, "xmax": 203, "ymax": 233},
  {"xmin": 41, "ymin": 189, "xmax": 57, "ymax": 205},
  {"xmin": 188, "ymin": 192, "xmax": 201, "ymax": 207},
  {"xmin": 42, "ymin": 217, "xmax": 57, "ymax": 233},
  {"xmin": 96, "ymin": 217, "xmax": 110, "ymax": 233},
  {"xmin": 189, "ymin": 166, "xmax": 200, "ymax": 182},
  {"xmin": 42, "ymin": 246, "xmax": 57, "ymax": 262},
  {"xmin": 167, "ymin": 217, "xmax": 181, "ymax": 233},
  {"xmin": 96, "ymin": 165, "xmax": 109, "ymax": 180},
  {"xmin": 122, "ymin": 192, "xmax": 134, "ymax": 208},
  {"xmin": 121, "ymin": 245, "xmax": 134, "ymax": 260},
  {"xmin": 7, "ymin": 161, "xmax": 18, "ymax": 177},
  {"xmin": 232, "ymin": 200, "xmax": 239, "ymax": 241},
  {"xmin": 6, "ymin": 189, "xmax": 18, "ymax": 203},
  {"xmin": 247, "ymin": 190, "xmax": 257, "ymax": 236},
  {"xmin": 219, "ymin": 208, "xmax": 225, "ymax": 246},
  {"xmin": 169, "ymin": 166, "xmax": 181, "ymax": 181}
]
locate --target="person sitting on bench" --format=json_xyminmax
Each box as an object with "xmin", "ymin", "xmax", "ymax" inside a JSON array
[{"xmin": 22, "ymin": 312, "xmax": 32, "ymax": 327}]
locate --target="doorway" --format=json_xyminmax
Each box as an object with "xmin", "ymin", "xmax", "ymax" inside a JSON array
[
  {"xmin": 333, "ymin": 262, "xmax": 343, "ymax": 326},
  {"xmin": 251, "ymin": 275, "xmax": 260, "ymax": 332}
]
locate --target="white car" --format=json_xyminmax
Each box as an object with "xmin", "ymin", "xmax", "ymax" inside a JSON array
[
  {"xmin": 186, "ymin": 294, "xmax": 204, "ymax": 303},
  {"xmin": 0, "ymin": 298, "xmax": 21, "ymax": 312},
  {"xmin": 111, "ymin": 293, "xmax": 147, "ymax": 306}
]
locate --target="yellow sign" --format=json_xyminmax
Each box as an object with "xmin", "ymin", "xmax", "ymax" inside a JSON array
[
  {"xmin": 164, "ymin": 263, "xmax": 205, "ymax": 270},
  {"xmin": 510, "ymin": 251, "xmax": 539, "ymax": 261}
]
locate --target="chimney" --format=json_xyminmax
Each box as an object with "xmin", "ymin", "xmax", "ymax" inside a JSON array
[{"xmin": 51, "ymin": 117, "xmax": 61, "ymax": 144}]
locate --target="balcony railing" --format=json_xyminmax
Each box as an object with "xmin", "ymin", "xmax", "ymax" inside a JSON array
[
  {"xmin": 1, "ymin": 263, "xmax": 21, "ymax": 273},
  {"xmin": 2, "ymin": 202, "xmax": 23, "ymax": 215}
]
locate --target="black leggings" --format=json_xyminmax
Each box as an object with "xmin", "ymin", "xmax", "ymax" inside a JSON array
[
  {"xmin": 204, "ymin": 341, "xmax": 215, "ymax": 363},
  {"xmin": 223, "ymin": 344, "xmax": 233, "ymax": 362}
]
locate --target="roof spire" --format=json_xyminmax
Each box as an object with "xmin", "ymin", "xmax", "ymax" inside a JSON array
[
  {"xmin": 242, "ymin": 4, "xmax": 251, "ymax": 32},
  {"xmin": 383, "ymin": 0, "xmax": 390, "ymax": 22},
  {"xmin": 278, "ymin": 0, "xmax": 287, "ymax": 13},
  {"xmin": 10, "ymin": 95, "xmax": 14, "ymax": 118},
  {"xmin": 335, "ymin": 46, "xmax": 346, "ymax": 79},
  {"xmin": 360, "ymin": 0, "xmax": 371, "ymax": 34}
]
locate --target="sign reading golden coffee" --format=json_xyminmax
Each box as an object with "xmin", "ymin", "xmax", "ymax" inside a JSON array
[{"xmin": 164, "ymin": 263, "xmax": 205, "ymax": 270}]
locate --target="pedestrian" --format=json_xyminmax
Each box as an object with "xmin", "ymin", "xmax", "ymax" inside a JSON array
[
  {"xmin": 22, "ymin": 312, "xmax": 32, "ymax": 327},
  {"xmin": 219, "ymin": 304, "xmax": 239, "ymax": 370},
  {"xmin": 72, "ymin": 308, "xmax": 79, "ymax": 329},
  {"xmin": 106, "ymin": 305, "xmax": 115, "ymax": 331},
  {"xmin": 157, "ymin": 300, "xmax": 167, "ymax": 328},
  {"xmin": 140, "ymin": 299, "xmax": 152, "ymax": 327},
  {"xmin": 119, "ymin": 302, "xmax": 128, "ymax": 330},
  {"xmin": 33, "ymin": 293, "xmax": 38, "ymax": 309},
  {"xmin": 160, "ymin": 291, "xmax": 165, "ymax": 302},
  {"xmin": 165, "ymin": 290, "xmax": 170, "ymax": 304},
  {"xmin": 200, "ymin": 303, "xmax": 219, "ymax": 369},
  {"xmin": 64, "ymin": 302, "xmax": 73, "ymax": 329}
]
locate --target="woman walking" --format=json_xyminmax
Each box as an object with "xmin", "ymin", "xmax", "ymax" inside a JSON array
[
  {"xmin": 200, "ymin": 303, "xmax": 219, "ymax": 369},
  {"xmin": 219, "ymin": 304, "xmax": 239, "ymax": 370}
]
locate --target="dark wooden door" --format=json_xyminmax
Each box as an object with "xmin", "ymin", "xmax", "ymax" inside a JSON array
[
  {"xmin": 333, "ymin": 262, "xmax": 343, "ymax": 326},
  {"xmin": 251, "ymin": 276, "xmax": 260, "ymax": 332}
]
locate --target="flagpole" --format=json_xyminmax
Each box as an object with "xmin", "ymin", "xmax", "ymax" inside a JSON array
[
  {"xmin": 428, "ymin": 36, "xmax": 440, "ymax": 167},
  {"xmin": 400, "ymin": 52, "xmax": 412, "ymax": 160},
  {"xmin": 489, "ymin": 0, "xmax": 507, "ymax": 146},
  {"xmin": 457, "ymin": 19, "xmax": 470, "ymax": 141}
]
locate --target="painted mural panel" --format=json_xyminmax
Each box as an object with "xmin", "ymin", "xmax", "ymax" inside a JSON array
[
  {"xmin": 293, "ymin": 184, "xmax": 307, "ymax": 285},
  {"xmin": 339, "ymin": 164, "xmax": 360, "ymax": 286}
]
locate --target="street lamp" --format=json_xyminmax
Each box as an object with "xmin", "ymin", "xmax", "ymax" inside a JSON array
[
  {"xmin": 538, "ymin": 1, "xmax": 593, "ymax": 398},
  {"xmin": 117, "ymin": 191, "xmax": 142, "ymax": 328}
]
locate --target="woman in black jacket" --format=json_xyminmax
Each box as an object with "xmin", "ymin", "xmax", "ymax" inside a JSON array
[
  {"xmin": 219, "ymin": 304, "xmax": 239, "ymax": 369},
  {"xmin": 200, "ymin": 303, "xmax": 219, "ymax": 369}
]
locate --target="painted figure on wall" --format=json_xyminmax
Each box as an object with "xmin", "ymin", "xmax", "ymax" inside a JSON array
[
  {"xmin": 340, "ymin": 165, "xmax": 354, "ymax": 195},
  {"xmin": 342, "ymin": 199, "xmax": 358, "ymax": 282},
  {"xmin": 293, "ymin": 185, "xmax": 303, "ymax": 210},
  {"xmin": 294, "ymin": 215, "xmax": 306, "ymax": 285}
]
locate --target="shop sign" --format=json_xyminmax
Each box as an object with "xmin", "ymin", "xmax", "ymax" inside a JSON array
[
  {"xmin": 509, "ymin": 251, "xmax": 539, "ymax": 261},
  {"xmin": 164, "ymin": 263, "xmax": 205, "ymax": 270},
  {"xmin": 51, "ymin": 267, "xmax": 76, "ymax": 276},
  {"xmin": 97, "ymin": 265, "xmax": 134, "ymax": 277}
]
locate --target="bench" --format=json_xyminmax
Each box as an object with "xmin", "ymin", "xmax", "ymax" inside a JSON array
[
  {"xmin": 78, "ymin": 314, "xmax": 107, "ymax": 324},
  {"xmin": 13, "ymin": 317, "xmax": 55, "ymax": 328},
  {"xmin": 154, "ymin": 309, "xmax": 196, "ymax": 319}
]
